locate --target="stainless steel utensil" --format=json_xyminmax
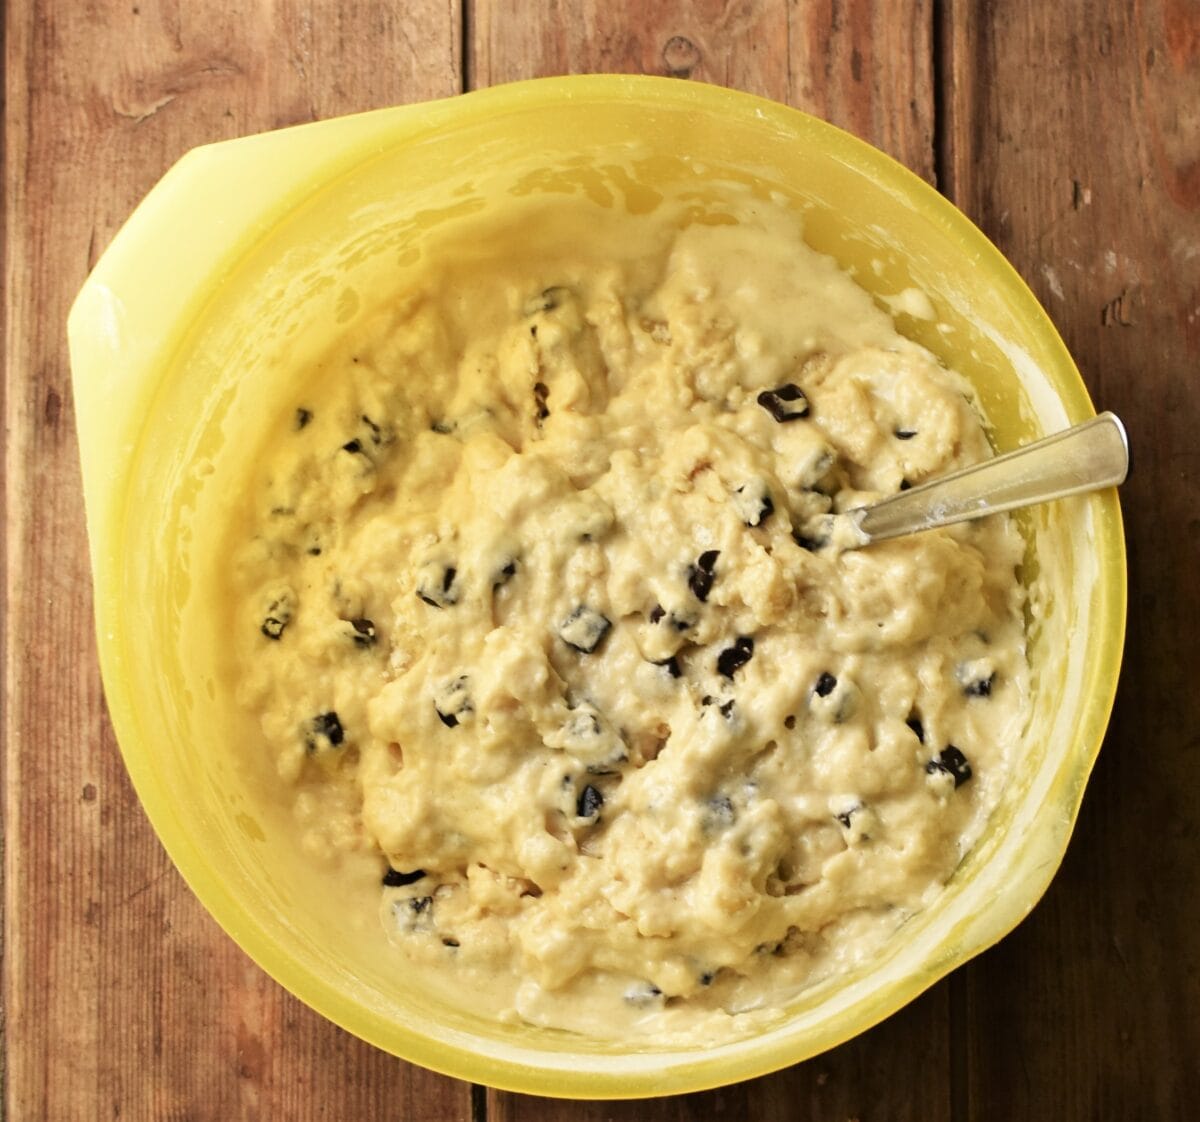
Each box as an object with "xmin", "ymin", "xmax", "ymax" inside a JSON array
[{"xmin": 852, "ymin": 412, "xmax": 1129, "ymax": 545}]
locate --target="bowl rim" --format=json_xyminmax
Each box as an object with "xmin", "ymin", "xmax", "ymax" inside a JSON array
[{"xmin": 70, "ymin": 73, "xmax": 1127, "ymax": 1098}]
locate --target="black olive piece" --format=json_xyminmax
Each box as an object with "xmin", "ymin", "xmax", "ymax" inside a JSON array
[
  {"xmin": 261, "ymin": 593, "xmax": 293, "ymax": 639},
  {"xmin": 442, "ymin": 937, "xmax": 460, "ymax": 948},
  {"xmin": 564, "ymin": 707, "xmax": 628, "ymax": 774},
  {"xmin": 926, "ymin": 746, "xmax": 973, "ymax": 787},
  {"xmin": 900, "ymin": 479, "xmax": 913, "ymax": 491},
  {"xmin": 906, "ymin": 715, "xmax": 926, "ymax": 744},
  {"xmin": 349, "ymin": 618, "xmax": 376, "ymax": 647},
  {"xmin": 894, "ymin": 428, "xmax": 917, "ymax": 440},
  {"xmin": 624, "ymin": 982, "xmax": 663, "ymax": 1007},
  {"xmin": 434, "ymin": 675, "xmax": 472, "ymax": 728},
  {"xmin": 558, "ymin": 606, "xmax": 612, "ymax": 654},
  {"xmin": 653, "ymin": 656, "xmax": 682, "ymax": 678},
  {"xmin": 410, "ymin": 896, "xmax": 433, "ymax": 915},
  {"xmin": 295, "ymin": 407, "xmax": 313, "ymax": 430},
  {"xmin": 315, "ymin": 712, "xmax": 343, "ymax": 743},
  {"xmin": 716, "ymin": 636, "xmax": 755, "ymax": 679},
  {"xmin": 756, "ymin": 383, "xmax": 810, "ymax": 423},
  {"xmin": 305, "ymin": 711, "xmax": 344, "ymax": 752},
  {"xmin": 733, "ymin": 483, "xmax": 774, "ymax": 528},
  {"xmin": 417, "ymin": 566, "xmax": 459, "ymax": 608},
  {"xmin": 701, "ymin": 695, "xmax": 736, "ymax": 720},
  {"xmin": 576, "ymin": 784, "xmax": 604, "ymax": 818},
  {"xmin": 649, "ymin": 603, "xmax": 693, "ymax": 631},
  {"xmin": 835, "ymin": 804, "xmax": 862, "ymax": 829},
  {"xmin": 793, "ymin": 530, "xmax": 827, "ymax": 552},
  {"xmin": 493, "ymin": 559, "xmax": 518, "ymax": 589},
  {"xmin": 814, "ymin": 672, "xmax": 838, "ymax": 698},
  {"xmin": 687, "ymin": 550, "xmax": 720, "ymax": 602},
  {"xmin": 964, "ymin": 672, "xmax": 996, "ymax": 698},
  {"xmin": 382, "ymin": 868, "xmax": 426, "ymax": 888},
  {"xmin": 534, "ymin": 381, "xmax": 550, "ymax": 422},
  {"xmin": 528, "ymin": 286, "xmax": 568, "ymax": 314}
]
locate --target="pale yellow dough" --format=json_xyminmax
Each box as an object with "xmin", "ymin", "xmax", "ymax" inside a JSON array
[{"xmin": 229, "ymin": 201, "xmax": 1028, "ymax": 1042}]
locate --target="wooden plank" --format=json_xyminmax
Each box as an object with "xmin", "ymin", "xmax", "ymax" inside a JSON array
[
  {"xmin": 470, "ymin": 0, "xmax": 935, "ymax": 181},
  {"xmin": 941, "ymin": 1, "xmax": 1200, "ymax": 1117},
  {"xmin": 493, "ymin": 989, "xmax": 948, "ymax": 1122},
  {"xmin": 468, "ymin": 4, "xmax": 946, "ymax": 1118},
  {"xmin": 3, "ymin": 2, "xmax": 468, "ymax": 1118},
  {"xmin": 787, "ymin": 0, "xmax": 935, "ymax": 182}
]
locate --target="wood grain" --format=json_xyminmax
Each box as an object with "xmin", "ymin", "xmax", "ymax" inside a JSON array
[
  {"xmin": 492, "ymin": 988, "xmax": 950, "ymax": 1122},
  {"xmin": 468, "ymin": 4, "xmax": 946, "ymax": 1118},
  {"xmin": 6, "ymin": 0, "xmax": 1198, "ymax": 1118},
  {"xmin": 3, "ymin": 2, "xmax": 468, "ymax": 1119},
  {"xmin": 941, "ymin": 0, "xmax": 1200, "ymax": 1117},
  {"xmin": 469, "ymin": 0, "xmax": 935, "ymax": 180}
]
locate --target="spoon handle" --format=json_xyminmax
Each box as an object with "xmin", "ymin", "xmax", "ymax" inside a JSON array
[{"xmin": 855, "ymin": 412, "xmax": 1129, "ymax": 544}]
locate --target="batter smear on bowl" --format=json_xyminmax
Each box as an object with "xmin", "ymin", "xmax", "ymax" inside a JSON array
[{"xmin": 229, "ymin": 202, "xmax": 1029, "ymax": 1040}]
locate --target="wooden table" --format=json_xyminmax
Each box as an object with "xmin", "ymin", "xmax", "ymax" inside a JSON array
[{"xmin": 5, "ymin": 2, "xmax": 1198, "ymax": 1118}]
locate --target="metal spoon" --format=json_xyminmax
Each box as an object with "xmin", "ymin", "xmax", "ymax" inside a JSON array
[{"xmin": 850, "ymin": 411, "xmax": 1129, "ymax": 545}]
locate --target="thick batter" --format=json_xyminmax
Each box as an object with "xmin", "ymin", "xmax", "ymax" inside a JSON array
[{"xmin": 229, "ymin": 201, "xmax": 1028, "ymax": 1041}]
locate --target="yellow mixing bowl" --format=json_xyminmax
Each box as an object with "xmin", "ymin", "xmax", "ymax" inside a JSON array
[{"xmin": 68, "ymin": 75, "xmax": 1125, "ymax": 1097}]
